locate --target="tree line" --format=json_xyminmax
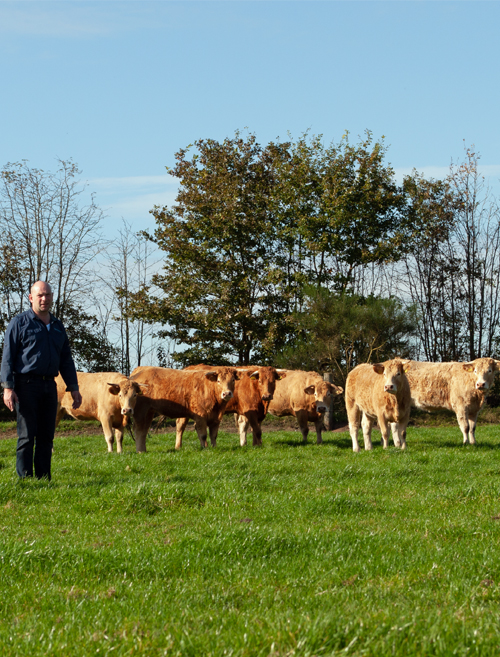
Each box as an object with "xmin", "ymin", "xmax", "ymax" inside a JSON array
[{"xmin": 1, "ymin": 132, "xmax": 499, "ymax": 391}]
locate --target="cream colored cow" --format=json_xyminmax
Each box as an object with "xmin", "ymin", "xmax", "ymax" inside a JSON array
[
  {"xmin": 345, "ymin": 359, "xmax": 411, "ymax": 452},
  {"xmin": 56, "ymin": 372, "xmax": 144, "ymax": 453},
  {"xmin": 397, "ymin": 358, "xmax": 500, "ymax": 445}
]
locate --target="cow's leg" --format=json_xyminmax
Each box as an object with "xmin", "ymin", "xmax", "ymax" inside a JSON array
[
  {"xmin": 115, "ymin": 428, "xmax": 124, "ymax": 454},
  {"xmin": 246, "ymin": 412, "xmax": 263, "ymax": 446},
  {"xmin": 314, "ymin": 414, "xmax": 326, "ymax": 444},
  {"xmin": 454, "ymin": 406, "xmax": 471, "ymax": 444},
  {"xmin": 468, "ymin": 412, "xmax": 478, "ymax": 445},
  {"xmin": 194, "ymin": 419, "xmax": 209, "ymax": 449},
  {"xmin": 133, "ymin": 408, "xmax": 155, "ymax": 453},
  {"xmin": 100, "ymin": 417, "xmax": 115, "ymax": 453},
  {"xmin": 346, "ymin": 401, "xmax": 361, "ymax": 452},
  {"xmin": 175, "ymin": 417, "xmax": 189, "ymax": 450},
  {"xmin": 392, "ymin": 423, "xmax": 407, "ymax": 450},
  {"xmin": 361, "ymin": 413, "xmax": 374, "ymax": 450},
  {"xmin": 390, "ymin": 421, "xmax": 401, "ymax": 448},
  {"xmin": 295, "ymin": 410, "xmax": 310, "ymax": 443},
  {"xmin": 236, "ymin": 414, "xmax": 250, "ymax": 446},
  {"xmin": 208, "ymin": 421, "xmax": 220, "ymax": 447},
  {"xmin": 55, "ymin": 405, "xmax": 66, "ymax": 428},
  {"xmin": 378, "ymin": 416, "xmax": 391, "ymax": 449}
]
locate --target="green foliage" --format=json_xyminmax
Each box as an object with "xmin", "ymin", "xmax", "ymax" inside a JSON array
[
  {"xmin": 2, "ymin": 427, "xmax": 500, "ymax": 655},
  {"xmin": 61, "ymin": 303, "xmax": 120, "ymax": 372},
  {"xmin": 131, "ymin": 131, "xmax": 412, "ymax": 365},
  {"xmin": 276, "ymin": 287, "xmax": 418, "ymax": 387}
]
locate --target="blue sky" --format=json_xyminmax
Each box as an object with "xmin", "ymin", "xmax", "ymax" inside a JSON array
[{"xmin": 1, "ymin": 1, "xmax": 499, "ymax": 238}]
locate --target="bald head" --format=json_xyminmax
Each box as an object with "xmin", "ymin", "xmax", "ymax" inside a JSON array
[{"xmin": 29, "ymin": 281, "xmax": 53, "ymax": 322}]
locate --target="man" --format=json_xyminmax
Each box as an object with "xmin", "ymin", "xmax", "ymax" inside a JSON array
[{"xmin": 1, "ymin": 281, "xmax": 82, "ymax": 480}]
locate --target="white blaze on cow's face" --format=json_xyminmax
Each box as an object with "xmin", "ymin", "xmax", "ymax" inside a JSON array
[
  {"xmin": 373, "ymin": 361, "xmax": 405, "ymax": 395},
  {"xmin": 108, "ymin": 380, "xmax": 144, "ymax": 416},
  {"xmin": 464, "ymin": 358, "xmax": 500, "ymax": 391}
]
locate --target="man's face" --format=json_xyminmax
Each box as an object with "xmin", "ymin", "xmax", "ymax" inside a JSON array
[{"xmin": 29, "ymin": 284, "xmax": 53, "ymax": 315}]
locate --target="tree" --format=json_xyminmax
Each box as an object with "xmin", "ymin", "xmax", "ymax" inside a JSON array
[
  {"xmin": 130, "ymin": 133, "xmax": 293, "ymax": 365},
  {"xmin": 401, "ymin": 148, "xmax": 500, "ymax": 361},
  {"xmin": 275, "ymin": 286, "xmax": 417, "ymax": 388},
  {"xmin": 0, "ymin": 159, "xmax": 106, "ymax": 322},
  {"xmin": 130, "ymin": 131, "xmax": 412, "ymax": 365},
  {"xmin": 98, "ymin": 220, "xmax": 162, "ymax": 375},
  {"xmin": 0, "ymin": 159, "xmax": 112, "ymax": 369}
]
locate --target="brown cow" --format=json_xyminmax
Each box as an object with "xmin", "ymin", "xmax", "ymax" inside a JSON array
[
  {"xmin": 397, "ymin": 358, "xmax": 500, "ymax": 445},
  {"xmin": 345, "ymin": 359, "xmax": 411, "ymax": 452},
  {"xmin": 130, "ymin": 366, "xmax": 241, "ymax": 452},
  {"xmin": 176, "ymin": 365, "xmax": 286, "ymax": 448},
  {"xmin": 260, "ymin": 370, "xmax": 344, "ymax": 444},
  {"xmin": 56, "ymin": 372, "xmax": 145, "ymax": 453}
]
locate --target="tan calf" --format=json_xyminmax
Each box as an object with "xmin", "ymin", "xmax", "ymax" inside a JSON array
[
  {"xmin": 264, "ymin": 370, "xmax": 343, "ymax": 444},
  {"xmin": 56, "ymin": 372, "xmax": 144, "ymax": 453},
  {"xmin": 345, "ymin": 359, "xmax": 411, "ymax": 452}
]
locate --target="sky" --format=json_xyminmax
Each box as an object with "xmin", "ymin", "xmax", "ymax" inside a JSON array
[{"xmin": 1, "ymin": 0, "xmax": 500, "ymax": 239}]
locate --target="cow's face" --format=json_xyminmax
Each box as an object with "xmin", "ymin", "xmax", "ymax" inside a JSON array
[
  {"xmin": 248, "ymin": 367, "xmax": 287, "ymax": 402},
  {"xmin": 108, "ymin": 380, "xmax": 145, "ymax": 416},
  {"xmin": 373, "ymin": 360, "xmax": 409, "ymax": 395},
  {"xmin": 204, "ymin": 368, "xmax": 238, "ymax": 401},
  {"xmin": 464, "ymin": 358, "xmax": 500, "ymax": 391},
  {"xmin": 304, "ymin": 380, "xmax": 342, "ymax": 413}
]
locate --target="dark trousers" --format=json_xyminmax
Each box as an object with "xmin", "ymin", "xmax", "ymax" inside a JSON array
[{"xmin": 15, "ymin": 379, "xmax": 58, "ymax": 480}]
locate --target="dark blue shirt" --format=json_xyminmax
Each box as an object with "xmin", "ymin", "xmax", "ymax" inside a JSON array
[{"xmin": 1, "ymin": 309, "xmax": 79, "ymax": 391}]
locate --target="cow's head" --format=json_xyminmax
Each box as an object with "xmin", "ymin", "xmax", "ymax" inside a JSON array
[
  {"xmin": 304, "ymin": 380, "xmax": 343, "ymax": 413},
  {"xmin": 203, "ymin": 367, "xmax": 241, "ymax": 401},
  {"xmin": 463, "ymin": 358, "xmax": 500, "ymax": 391},
  {"xmin": 246, "ymin": 367, "xmax": 287, "ymax": 401},
  {"xmin": 107, "ymin": 379, "xmax": 146, "ymax": 416},
  {"xmin": 373, "ymin": 359, "xmax": 411, "ymax": 395}
]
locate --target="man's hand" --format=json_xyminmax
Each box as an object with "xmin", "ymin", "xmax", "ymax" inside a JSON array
[
  {"xmin": 71, "ymin": 390, "xmax": 82, "ymax": 410},
  {"xmin": 3, "ymin": 388, "xmax": 18, "ymax": 412}
]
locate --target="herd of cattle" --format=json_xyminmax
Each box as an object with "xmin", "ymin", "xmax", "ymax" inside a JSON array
[{"xmin": 55, "ymin": 357, "xmax": 500, "ymax": 453}]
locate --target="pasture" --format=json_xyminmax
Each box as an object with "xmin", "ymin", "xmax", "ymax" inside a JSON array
[{"xmin": 1, "ymin": 422, "xmax": 500, "ymax": 656}]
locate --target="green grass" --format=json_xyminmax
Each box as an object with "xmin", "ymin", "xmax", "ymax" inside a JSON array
[{"xmin": 2, "ymin": 425, "xmax": 500, "ymax": 656}]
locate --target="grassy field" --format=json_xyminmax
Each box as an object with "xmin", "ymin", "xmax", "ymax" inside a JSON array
[{"xmin": 1, "ymin": 422, "xmax": 500, "ymax": 656}]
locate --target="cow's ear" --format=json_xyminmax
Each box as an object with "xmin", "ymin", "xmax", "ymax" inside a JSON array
[
  {"xmin": 107, "ymin": 383, "xmax": 120, "ymax": 395},
  {"xmin": 304, "ymin": 385, "xmax": 315, "ymax": 395},
  {"xmin": 326, "ymin": 381, "xmax": 343, "ymax": 395},
  {"xmin": 276, "ymin": 370, "xmax": 287, "ymax": 380},
  {"xmin": 494, "ymin": 359, "xmax": 500, "ymax": 370},
  {"xmin": 249, "ymin": 370, "xmax": 260, "ymax": 380},
  {"xmin": 463, "ymin": 363, "xmax": 474, "ymax": 372},
  {"xmin": 373, "ymin": 364, "xmax": 385, "ymax": 375},
  {"xmin": 204, "ymin": 371, "xmax": 218, "ymax": 382}
]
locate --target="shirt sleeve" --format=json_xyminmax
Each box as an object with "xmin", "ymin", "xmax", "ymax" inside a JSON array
[
  {"xmin": 57, "ymin": 324, "xmax": 79, "ymax": 392},
  {"xmin": 0, "ymin": 319, "xmax": 19, "ymax": 389}
]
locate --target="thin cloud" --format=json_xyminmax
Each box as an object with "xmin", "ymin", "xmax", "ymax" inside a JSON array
[{"xmin": 0, "ymin": 2, "xmax": 164, "ymax": 38}]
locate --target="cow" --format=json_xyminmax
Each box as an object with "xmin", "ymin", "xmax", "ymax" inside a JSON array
[
  {"xmin": 256, "ymin": 370, "xmax": 344, "ymax": 444},
  {"xmin": 176, "ymin": 365, "xmax": 286, "ymax": 448},
  {"xmin": 130, "ymin": 366, "xmax": 241, "ymax": 452},
  {"xmin": 345, "ymin": 359, "xmax": 411, "ymax": 452},
  {"xmin": 56, "ymin": 372, "xmax": 145, "ymax": 453},
  {"xmin": 394, "ymin": 358, "xmax": 500, "ymax": 445}
]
